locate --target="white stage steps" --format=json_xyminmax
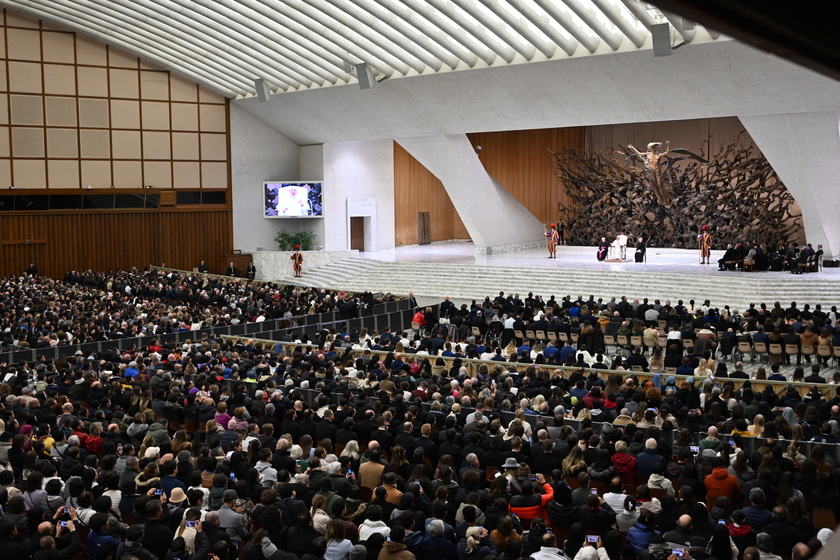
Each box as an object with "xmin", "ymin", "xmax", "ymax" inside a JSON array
[{"xmin": 280, "ymin": 257, "xmax": 840, "ymax": 311}]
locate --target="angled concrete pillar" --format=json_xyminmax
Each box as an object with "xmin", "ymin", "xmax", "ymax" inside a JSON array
[
  {"xmin": 740, "ymin": 111, "xmax": 840, "ymax": 258},
  {"xmin": 396, "ymin": 134, "xmax": 544, "ymax": 253}
]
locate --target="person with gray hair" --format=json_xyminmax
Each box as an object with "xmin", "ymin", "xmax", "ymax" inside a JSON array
[
  {"xmin": 756, "ymin": 533, "xmax": 782, "ymax": 560},
  {"xmin": 636, "ymin": 438, "xmax": 666, "ymax": 477},
  {"xmin": 421, "ymin": 519, "xmax": 457, "ymax": 560}
]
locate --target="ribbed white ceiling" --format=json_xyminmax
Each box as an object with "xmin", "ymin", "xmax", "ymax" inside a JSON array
[{"xmin": 1, "ymin": 0, "xmax": 716, "ymax": 98}]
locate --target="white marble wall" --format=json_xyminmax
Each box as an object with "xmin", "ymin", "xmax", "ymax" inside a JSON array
[
  {"xmin": 252, "ymin": 251, "xmax": 358, "ymax": 282},
  {"xmin": 741, "ymin": 111, "xmax": 840, "ymax": 258},
  {"xmin": 230, "ymin": 105, "xmax": 300, "ymax": 252},
  {"xmin": 322, "ymin": 139, "xmax": 395, "ymax": 252}
]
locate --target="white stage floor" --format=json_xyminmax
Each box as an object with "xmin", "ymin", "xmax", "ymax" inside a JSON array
[{"xmin": 358, "ymin": 241, "xmax": 840, "ymax": 280}]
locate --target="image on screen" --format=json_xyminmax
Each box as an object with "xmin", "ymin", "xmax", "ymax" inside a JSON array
[{"xmin": 264, "ymin": 182, "xmax": 323, "ymax": 217}]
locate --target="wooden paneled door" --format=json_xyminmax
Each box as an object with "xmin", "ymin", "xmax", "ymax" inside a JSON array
[
  {"xmin": 418, "ymin": 212, "xmax": 431, "ymax": 245},
  {"xmin": 350, "ymin": 217, "xmax": 365, "ymax": 251}
]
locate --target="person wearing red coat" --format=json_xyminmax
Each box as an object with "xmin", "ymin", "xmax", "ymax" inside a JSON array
[
  {"xmin": 704, "ymin": 458, "xmax": 741, "ymax": 511},
  {"xmin": 509, "ymin": 473, "xmax": 555, "ymax": 520}
]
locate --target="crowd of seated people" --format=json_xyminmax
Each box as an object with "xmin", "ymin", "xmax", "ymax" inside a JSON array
[
  {"xmin": 0, "ymin": 268, "xmax": 394, "ymax": 349},
  {"xmin": 715, "ymin": 243, "xmax": 823, "ymax": 273},
  {"xmin": 394, "ymin": 295, "xmax": 840, "ymax": 384},
  {"xmin": 1, "ymin": 279, "xmax": 840, "ymax": 560}
]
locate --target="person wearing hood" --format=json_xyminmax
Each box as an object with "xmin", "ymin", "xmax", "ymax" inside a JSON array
[
  {"xmin": 255, "ymin": 449, "xmax": 277, "ymax": 488},
  {"xmin": 726, "ymin": 510, "xmax": 756, "ymax": 552},
  {"xmin": 646, "ymin": 462, "xmax": 675, "ymax": 496},
  {"xmin": 147, "ymin": 419, "xmax": 172, "ymax": 446},
  {"xmin": 610, "ymin": 441, "xmax": 637, "ymax": 485},
  {"xmin": 704, "ymin": 458, "xmax": 741, "ymax": 512},
  {"xmin": 380, "ymin": 525, "xmax": 417, "ymax": 560},
  {"xmin": 626, "ymin": 509, "xmax": 658, "ymax": 552}
]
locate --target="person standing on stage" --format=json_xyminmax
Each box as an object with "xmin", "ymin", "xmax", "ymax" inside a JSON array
[
  {"xmin": 698, "ymin": 225, "xmax": 712, "ymax": 264},
  {"xmin": 291, "ymin": 245, "xmax": 304, "ymax": 277},
  {"xmin": 597, "ymin": 237, "xmax": 609, "ymax": 261},
  {"xmin": 557, "ymin": 221, "xmax": 565, "ymax": 245},
  {"xmin": 545, "ymin": 224, "xmax": 559, "ymax": 259},
  {"xmin": 634, "ymin": 237, "xmax": 646, "ymax": 263}
]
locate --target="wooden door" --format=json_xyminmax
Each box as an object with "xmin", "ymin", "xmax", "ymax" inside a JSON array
[
  {"xmin": 418, "ymin": 212, "xmax": 431, "ymax": 245},
  {"xmin": 350, "ymin": 217, "xmax": 365, "ymax": 251}
]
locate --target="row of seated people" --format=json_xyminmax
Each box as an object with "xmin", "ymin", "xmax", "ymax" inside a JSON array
[{"xmin": 716, "ymin": 242, "xmax": 823, "ymax": 273}]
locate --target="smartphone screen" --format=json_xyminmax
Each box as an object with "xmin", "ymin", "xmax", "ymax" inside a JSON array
[
  {"xmin": 187, "ymin": 521, "xmax": 199, "ymax": 528},
  {"xmin": 590, "ymin": 488, "xmax": 598, "ymax": 495},
  {"xmin": 690, "ymin": 446, "xmax": 700, "ymax": 454},
  {"xmin": 672, "ymin": 550, "xmax": 685, "ymax": 557},
  {"xmin": 587, "ymin": 536, "xmax": 598, "ymax": 543}
]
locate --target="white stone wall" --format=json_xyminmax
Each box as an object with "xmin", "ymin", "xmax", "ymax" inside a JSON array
[{"xmin": 252, "ymin": 251, "xmax": 358, "ymax": 282}]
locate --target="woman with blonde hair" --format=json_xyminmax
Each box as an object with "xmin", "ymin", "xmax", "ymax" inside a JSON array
[
  {"xmin": 648, "ymin": 347, "xmax": 664, "ymax": 373},
  {"xmin": 176, "ymin": 507, "xmax": 202, "ymax": 553},
  {"xmin": 340, "ymin": 440, "xmax": 361, "ymax": 462},
  {"xmin": 459, "ymin": 525, "xmax": 497, "ymax": 560},
  {"xmin": 748, "ymin": 415, "xmax": 765, "ymax": 437},
  {"xmin": 205, "ymin": 419, "xmax": 222, "ymax": 434},
  {"xmin": 562, "ymin": 446, "xmax": 587, "ymax": 477}
]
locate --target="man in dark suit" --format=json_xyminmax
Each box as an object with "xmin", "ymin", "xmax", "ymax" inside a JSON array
[
  {"xmin": 804, "ymin": 365, "xmax": 826, "ymax": 384},
  {"xmin": 414, "ymin": 423, "xmax": 438, "ymax": 464},
  {"xmin": 226, "ymin": 262, "xmax": 237, "ymax": 276},
  {"xmin": 197, "ymin": 260, "xmax": 208, "ymax": 273},
  {"xmin": 246, "ymin": 262, "xmax": 256, "ymax": 280}
]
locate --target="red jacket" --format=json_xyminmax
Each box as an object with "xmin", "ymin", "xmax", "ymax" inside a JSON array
[
  {"xmin": 611, "ymin": 452, "xmax": 637, "ymax": 485},
  {"xmin": 704, "ymin": 467, "xmax": 741, "ymax": 511},
  {"xmin": 508, "ymin": 482, "xmax": 554, "ymax": 520}
]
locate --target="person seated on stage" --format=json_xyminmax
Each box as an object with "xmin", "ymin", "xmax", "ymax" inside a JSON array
[
  {"xmin": 634, "ymin": 237, "xmax": 646, "ymax": 263},
  {"xmin": 597, "ymin": 237, "xmax": 609, "ymax": 261},
  {"xmin": 611, "ymin": 234, "xmax": 627, "ymax": 260},
  {"xmin": 743, "ymin": 244, "xmax": 757, "ymax": 269},
  {"xmin": 717, "ymin": 244, "xmax": 736, "ymax": 270}
]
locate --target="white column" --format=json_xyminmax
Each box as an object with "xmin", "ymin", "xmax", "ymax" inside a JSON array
[
  {"xmin": 740, "ymin": 111, "xmax": 840, "ymax": 258},
  {"xmin": 396, "ymin": 133, "xmax": 544, "ymax": 253}
]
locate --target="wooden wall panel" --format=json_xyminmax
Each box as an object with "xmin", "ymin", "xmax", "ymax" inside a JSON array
[
  {"xmin": 0, "ymin": 210, "xmax": 232, "ymax": 278},
  {"xmin": 393, "ymin": 141, "xmax": 469, "ymax": 246},
  {"xmin": 466, "ymin": 127, "xmax": 586, "ymax": 225},
  {"xmin": 585, "ymin": 117, "xmax": 759, "ymax": 162}
]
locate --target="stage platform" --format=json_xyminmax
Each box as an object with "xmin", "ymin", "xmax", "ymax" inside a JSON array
[{"xmin": 274, "ymin": 241, "xmax": 840, "ymax": 311}]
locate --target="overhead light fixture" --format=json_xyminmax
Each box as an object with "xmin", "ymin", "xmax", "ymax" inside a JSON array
[
  {"xmin": 254, "ymin": 78, "xmax": 271, "ymax": 102},
  {"xmin": 651, "ymin": 23, "xmax": 672, "ymax": 57},
  {"xmin": 354, "ymin": 63, "xmax": 376, "ymax": 90}
]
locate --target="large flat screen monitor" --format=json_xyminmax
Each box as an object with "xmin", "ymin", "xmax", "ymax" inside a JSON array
[{"xmin": 264, "ymin": 181, "xmax": 323, "ymax": 217}]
